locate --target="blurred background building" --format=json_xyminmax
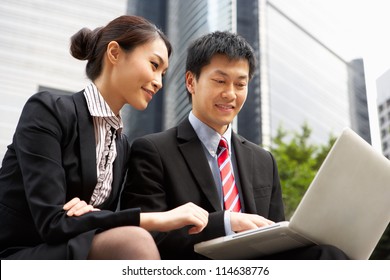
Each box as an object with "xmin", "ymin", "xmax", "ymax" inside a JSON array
[
  {"xmin": 0, "ymin": 0, "xmax": 373, "ymax": 163},
  {"xmin": 127, "ymin": 0, "xmax": 371, "ymax": 148},
  {"xmin": 376, "ymin": 69, "xmax": 390, "ymax": 159}
]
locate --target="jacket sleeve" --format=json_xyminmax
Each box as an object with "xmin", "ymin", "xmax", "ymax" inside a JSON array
[
  {"xmin": 13, "ymin": 92, "xmax": 140, "ymax": 244},
  {"xmin": 267, "ymin": 151, "xmax": 286, "ymax": 222},
  {"xmin": 121, "ymin": 136, "xmax": 226, "ymax": 245}
]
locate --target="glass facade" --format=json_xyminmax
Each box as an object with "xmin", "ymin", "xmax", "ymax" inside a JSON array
[
  {"xmin": 348, "ymin": 59, "xmax": 371, "ymax": 144},
  {"xmin": 236, "ymin": 0, "xmax": 262, "ymax": 144},
  {"xmin": 163, "ymin": 0, "xmax": 234, "ymax": 129},
  {"xmin": 266, "ymin": 2, "xmax": 350, "ymax": 144}
]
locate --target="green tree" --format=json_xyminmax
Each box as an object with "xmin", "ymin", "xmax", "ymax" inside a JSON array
[
  {"xmin": 270, "ymin": 123, "xmax": 335, "ymax": 219},
  {"xmin": 270, "ymin": 123, "xmax": 389, "ymax": 259}
]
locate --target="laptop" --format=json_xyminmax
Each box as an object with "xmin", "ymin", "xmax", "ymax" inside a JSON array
[{"xmin": 194, "ymin": 128, "xmax": 390, "ymax": 260}]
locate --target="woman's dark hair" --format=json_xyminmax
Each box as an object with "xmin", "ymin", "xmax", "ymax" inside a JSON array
[
  {"xmin": 185, "ymin": 31, "xmax": 256, "ymax": 102},
  {"xmin": 70, "ymin": 15, "xmax": 172, "ymax": 81}
]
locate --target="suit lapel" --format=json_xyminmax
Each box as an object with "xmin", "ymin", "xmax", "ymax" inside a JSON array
[
  {"xmin": 177, "ymin": 120, "xmax": 222, "ymax": 212},
  {"xmin": 73, "ymin": 91, "xmax": 97, "ymax": 201},
  {"xmin": 232, "ymin": 133, "xmax": 257, "ymax": 213}
]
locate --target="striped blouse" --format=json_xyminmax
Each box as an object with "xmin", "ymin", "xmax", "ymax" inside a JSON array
[{"xmin": 83, "ymin": 83, "xmax": 123, "ymax": 206}]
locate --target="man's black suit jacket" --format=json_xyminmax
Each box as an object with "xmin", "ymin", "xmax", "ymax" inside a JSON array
[
  {"xmin": 121, "ymin": 118, "xmax": 285, "ymax": 259},
  {"xmin": 0, "ymin": 91, "xmax": 140, "ymax": 259}
]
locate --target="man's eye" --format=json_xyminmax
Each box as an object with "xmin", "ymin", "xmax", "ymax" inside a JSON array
[{"xmin": 213, "ymin": 79, "xmax": 224, "ymax": 84}]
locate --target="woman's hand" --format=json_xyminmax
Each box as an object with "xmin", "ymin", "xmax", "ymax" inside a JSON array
[
  {"xmin": 63, "ymin": 197, "xmax": 100, "ymax": 216},
  {"xmin": 229, "ymin": 212, "xmax": 274, "ymax": 233},
  {"xmin": 140, "ymin": 202, "xmax": 208, "ymax": 234}
]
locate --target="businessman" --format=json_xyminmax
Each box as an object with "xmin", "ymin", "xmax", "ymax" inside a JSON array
[{"xmin": 121, "ymin": 31, "xmax": 348, "ymax": 260}]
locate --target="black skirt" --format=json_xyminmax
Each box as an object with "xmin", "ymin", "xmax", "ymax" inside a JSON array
[{"xmin": 0, "ymin": 229, "xmax": 97, "ymax": 260}]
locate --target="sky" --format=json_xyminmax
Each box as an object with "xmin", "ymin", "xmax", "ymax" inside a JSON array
[
  {"xmin": 345, "ymin": 0, "xmax": 390, "ymax": 150},
  {"xmin": 272, "ymin": 0, "xmax": 390, "ymax": 150},
  {"xmin": 336, "ymin": 0, "xmax": 390, "ymax": 151}
]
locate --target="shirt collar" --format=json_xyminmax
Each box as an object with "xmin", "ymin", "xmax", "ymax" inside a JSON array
[
  {"xmin": 83, "ymin": 83, "xmax": 123, "ymax": 130},
  {"xmin": 189, "ymin": 111, "xmax": 232, "ymax": 157}
]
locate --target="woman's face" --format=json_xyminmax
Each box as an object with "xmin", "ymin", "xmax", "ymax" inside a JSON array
[{"xmin": 103, "ymin": 37, "xmax": 169, "ymax": 114}]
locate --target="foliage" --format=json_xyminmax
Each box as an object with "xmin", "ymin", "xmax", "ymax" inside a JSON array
[
  {"xmin": 270, "ymin": 123, "xmax": 335, "ymax": 219},
  {"xmin": 270, "ymin": 123, "xmax": 390, "ymax": 259}
]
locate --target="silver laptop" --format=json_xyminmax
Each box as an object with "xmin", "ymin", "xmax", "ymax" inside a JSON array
[{"xmin": 194, "ymin": 128, "xmax": 390, "ymax": 260}]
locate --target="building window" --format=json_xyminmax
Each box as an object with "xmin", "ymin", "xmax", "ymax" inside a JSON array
[{"xmin": 379, "ymin": 104, "xmax": 384, "ymax": 113}]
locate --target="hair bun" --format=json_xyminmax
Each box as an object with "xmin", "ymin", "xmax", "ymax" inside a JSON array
[{"xmin": 70, "ymin": 27, "xmax": 102, "ymax": 60}]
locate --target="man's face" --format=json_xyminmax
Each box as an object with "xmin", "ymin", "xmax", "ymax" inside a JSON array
[{"xmin": 186, "ymin": 54, "xmax": 249, "ymax": 135}]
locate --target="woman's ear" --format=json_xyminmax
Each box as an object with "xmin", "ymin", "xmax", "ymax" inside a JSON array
[
  {"xmin": 106, "ymin": 41, "xmax": 121, "ymax": 65},
  {"xmin": 185, "ymin": 71, "xmax": 195, "ymax": 95}
]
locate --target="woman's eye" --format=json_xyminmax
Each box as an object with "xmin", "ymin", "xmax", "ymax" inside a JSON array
[{"xmin": 151, "ymin": 62, "xmax": 159, "ymax": 69}]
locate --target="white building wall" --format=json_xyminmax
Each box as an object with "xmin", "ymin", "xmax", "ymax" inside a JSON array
[{"xmin": 0, "ymin": 0, "xmax": 127, "ymax": 163}]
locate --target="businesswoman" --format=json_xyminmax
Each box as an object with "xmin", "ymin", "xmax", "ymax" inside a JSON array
[{"xmin": 0, "ymin": 15, "xmax": 207, "ymax": 260}]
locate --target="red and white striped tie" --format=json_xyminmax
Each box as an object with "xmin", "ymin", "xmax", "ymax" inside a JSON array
[{"xmin": 217, "ymin": 138, "xmax": 241, "ymax": 212}]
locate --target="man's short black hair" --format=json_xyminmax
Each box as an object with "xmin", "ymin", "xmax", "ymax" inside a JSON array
[{"xmin": 185, "ymin": 31, "xmax": 256, "ymax": 102}]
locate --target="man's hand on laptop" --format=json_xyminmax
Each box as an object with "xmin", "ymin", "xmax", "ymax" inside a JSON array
[{"xmin": 230, "ymin": 212, "xmax": 274, "ymax": 233}]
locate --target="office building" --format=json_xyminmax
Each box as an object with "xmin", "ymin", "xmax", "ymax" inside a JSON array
[
  {"xmin": 266, "ymin": 1, "xmax": 351, "ymax": 145},
  {"xmin": 126, "ymin": 0, "xmax": 369, "ymax": 148},
  {"xmin": 376, "ymin": 69, "xmax": 390, "ymax": 159},
  {"xmin": 348, "ymin": 59, "xmax": 371, "ymax": 143}
]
